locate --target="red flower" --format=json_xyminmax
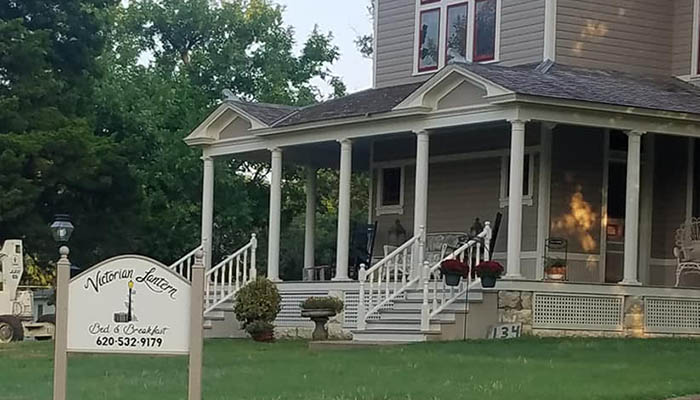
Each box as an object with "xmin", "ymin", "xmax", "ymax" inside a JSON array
[
  {"xmin": 440, "ymin": 259, "xmax": 469, "ymax": 278},
  {"xmin": 474, "ymin": 261, "xmax": 504, "ymax": 279}
]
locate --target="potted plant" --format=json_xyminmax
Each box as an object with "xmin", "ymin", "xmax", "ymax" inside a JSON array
[
  {"xmin": 233, "ymin": 278, "xmax": 281, "ymax": 342},
  {"xmin": 545, "ymin": 258, "xmax": 567, "ymax": 281},
  {"xmin": 440, "ymin": 259, "xmax": 469, "ymax": 287},
  {"xmin": 474, "ymin": 261, "xmax": 504, "ymax": 288},
  {"xmin": 300, "ymin": 296, "xmax": 344, "ymax": 341}
]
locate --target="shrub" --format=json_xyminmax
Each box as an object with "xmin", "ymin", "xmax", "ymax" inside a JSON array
[
  {"xmin": 474, "ymin": 261, "xmax": 505, "ymax": 279},
  {"xmin": 440, "ymin": 259, "xmax": 469, "ymax": 278},
  {"xmin": 301, "ymin": 296, "xmax": 344, "ymax": 313},
  {"xmin": 244, "ymin": 320, "xmax": 274, "ymax": 336},
  {"xmin": 234, "ymin": 278, "xmax": 281, "ymax": 328}
]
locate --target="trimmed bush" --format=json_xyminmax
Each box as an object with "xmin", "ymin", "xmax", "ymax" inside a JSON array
[
  {"xmin": 301, "ymin": 296, "xmax": 344, "ymax": 314},
  {"xmin": 234, "ymin": 278, "xmax": 281, "ymax": 328}
]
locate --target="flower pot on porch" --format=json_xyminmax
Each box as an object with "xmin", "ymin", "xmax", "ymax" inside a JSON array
[
  {"xmin": 481, "ymin": 276, "xmax": 497, "ymax": 288},
  {"xmin": 443, "ymin": 272, "xmax": 463, "ymax": 287},
  {"xmin": 301, "ymin": 309, "xmax": 337, "ymax": 341}
]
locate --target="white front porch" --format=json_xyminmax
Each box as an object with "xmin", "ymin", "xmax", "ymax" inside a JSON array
[{"xmin": 185, "ymin": 65, "xmax": 700, "ymax": 340}]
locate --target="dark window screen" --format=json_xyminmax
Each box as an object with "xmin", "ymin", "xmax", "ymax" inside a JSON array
[{"xmin": 382, "ymin": 168, "xmax": 402, "ymax": 206}]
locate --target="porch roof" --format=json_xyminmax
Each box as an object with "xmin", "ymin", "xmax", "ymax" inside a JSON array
[
  {"xmin": 227, "ymin": 62, "xmax": 700, "ymax": 129},
  {"xmin": 454, "ymin": 61, "xmax": 700, "ymax": 116}
]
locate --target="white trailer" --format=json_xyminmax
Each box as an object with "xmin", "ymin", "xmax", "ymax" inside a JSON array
[{"xmin": 0, "ymin": 240, "xmax": 55, "ymax": 343}]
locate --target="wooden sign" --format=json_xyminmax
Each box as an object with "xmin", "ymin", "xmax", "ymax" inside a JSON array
[
  {"xmin": 52, "ymin": 248, "xmax": 205, "ymax": 400},
  {"xmin": 67, "ymin": 255, "xmax": 191, "ymax": 355},
  {"xmin": 487, "ymin": 323, "xmax": 522, "ymax": 339}
]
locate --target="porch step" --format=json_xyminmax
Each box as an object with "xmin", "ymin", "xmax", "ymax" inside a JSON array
[
  {"xmin": 352, "ymin": 328, "xmax": 441, "ymax": 342},
  {"xmin": 364, "ymin": 318, "xmax": 452, "ymax": 331},
  {"xmin": 377, "ymin": 309, "xmax": 456, "ymax": 322}
]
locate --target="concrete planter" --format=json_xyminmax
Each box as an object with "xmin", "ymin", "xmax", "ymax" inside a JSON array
[{"xmin": 301, "ymin": 309, "xmax": 337, "ymax": 340}]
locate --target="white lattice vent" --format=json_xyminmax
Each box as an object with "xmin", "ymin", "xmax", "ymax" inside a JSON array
[
  {"xmin": 275, "ymin": 290, "xmax": 328, "ymax": 326},
  {"xmin": 645, "ymin": 297, "xmax": 700, "ymax": 334},
  {"xmin": 533, "ymin": 293, "xmax": 623, "ymax": 331}
]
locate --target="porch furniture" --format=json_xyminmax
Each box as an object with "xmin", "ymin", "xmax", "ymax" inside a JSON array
[
  {"xmin": 350, "ymin": 221, "xmax": 378, "ymax": 280},
  {"xmin": 674, "ymin": 219, "xmax": 700, "ymax": 286},
  {"xmin": 544, "ymin": 237, "xmax": 568, "ymax": 281},
  {"xmin": 304, "ymin": 265, "xmax": 332, "ymax": 281}
]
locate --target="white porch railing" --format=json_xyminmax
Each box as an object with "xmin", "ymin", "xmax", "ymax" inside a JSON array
[
  {"xmin": 420, "ymin": 222, "xmax": 492, "ymax": 330},
  {"xmin": 169, "ymin": 245, "xmax": 203, "ymax": 280},
  {"xmin": 357, "ymin": 226, "xmax": 425, "ymax": 330},
  {"xmin": 204, "ymin": 234, "xmax": 257, "ymax": 315}
]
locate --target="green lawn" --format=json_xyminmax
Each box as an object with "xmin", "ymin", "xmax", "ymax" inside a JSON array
[{"xmin": 1, "ymin": 338, "xmax": 699, "ymax": 400}]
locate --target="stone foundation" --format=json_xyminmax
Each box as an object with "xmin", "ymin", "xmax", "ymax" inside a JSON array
[{"xmin": 496, "ymin": 289, "xmax": 699, "ymax": 338}]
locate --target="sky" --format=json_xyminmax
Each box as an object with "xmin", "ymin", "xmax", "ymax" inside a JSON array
[{"xmin": 275, "ymin": 0, "xmax": 374, "ymax": 94}]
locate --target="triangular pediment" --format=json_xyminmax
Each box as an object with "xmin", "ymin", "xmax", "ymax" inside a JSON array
[
  {"xmin": 185, "ymin": 102, "xmax": 266, "ymax": 146},
  {"xmin": 394, "ymin": 65, "xmax": 514, "ymax": 111}
]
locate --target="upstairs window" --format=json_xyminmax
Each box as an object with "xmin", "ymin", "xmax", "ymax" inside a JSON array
[
  {"xmin": 474, "ymin": 0, "xmax": 497, "ymax": 61},
  {"xmin": 418, "ymin": 8, "xmax": 441, "ymax": 72},
  {"xmin": 415, "ymin": 0, "xmax": 500, "ymax": 74}
]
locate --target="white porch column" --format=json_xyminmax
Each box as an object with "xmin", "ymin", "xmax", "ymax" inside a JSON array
[
  {"xmin": 505, "ymin": 119, "xmax": 527, "ymax": 280},
  {"xmin": 413, "ymin": 130, "xmax": 430, "ymax": 271},
  {"xmin": 622, "ymin": 130, "xmax": 645, "ymax": 286},
  {"xmin": 267, "ymin": 148, "xmax": 283, "ymax": 282},
  {"xmin": 334, "ymin": 139, "xmax": 352, "ymax": 281},
  {"xmin": 304, "ymin": 167, "xmax": 317, "ymax": 271},
  {"xmin": 201, "ymin": 155, "xmax": 215, "ymax": 270}
]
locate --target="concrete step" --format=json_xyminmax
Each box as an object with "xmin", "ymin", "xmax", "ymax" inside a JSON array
[
  {"xmin": 377, "ymin": 308, "xmax": 456, "ymax": 323},
  {"xmin": 352, "ymin": 328, "xmax": 440, "ymax": 342},
  {"xmin": 391, "ymin": 297, "xmax": 480, "ymax": 312},
  {"xmin": 364, "ymin": 318, "xmax": 452, "ymax": 331},
  {"xmin": 402, "ymin": 289, "xmax": 484, "ymax": 302}
]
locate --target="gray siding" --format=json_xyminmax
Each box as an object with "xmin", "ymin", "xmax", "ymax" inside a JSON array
[
  {"xmin": 556, "ymin": 0, "xmax": 674, "ymax": 76},
  {"xmin": 375, "ymin": 0, "xmax": 545, "ymax": 88},
  {"xmin": 672, "ymin": 0, "xmax": 694, "ymax": 76},
  {"xmin": 500, "ymin": 0, "xmax": 546, "ymax": 66},
  {"xmin": 375, "ymin": 0, "xmax": 428, "ymax": 88}
]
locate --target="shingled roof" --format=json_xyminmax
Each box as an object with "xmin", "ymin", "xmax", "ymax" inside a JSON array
[
  {"xmin": 224, "ymin": 62, "xmax": 700, "ymax": 132},
  {"xmin": 273, "ymin": 82, "xmax": 424, "ymax": 127},
  {"xmin": 453, "ymin": 62, "xmax": 700, "ymax": 115},
  {"xmin": 226, "ymin": 100, "xmax": 299, "ymax": 126}
]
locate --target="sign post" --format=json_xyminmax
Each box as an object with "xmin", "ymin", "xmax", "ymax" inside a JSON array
[
  {"xmin": 188, "ymin": 250, "xmax": 205, "ymax": 400},
  {"xmin": 52, "ymin": 248, "xmax": 205, "ymax": 399}
]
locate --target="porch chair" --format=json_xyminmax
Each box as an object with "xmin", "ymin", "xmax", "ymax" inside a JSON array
[
  {"xmin": 673, "ymin": 218, "xmax": 700, "ymax": 286},
  {"xmin": 349, "ymin": 221, "xmax": 378, "ymax": 279}
]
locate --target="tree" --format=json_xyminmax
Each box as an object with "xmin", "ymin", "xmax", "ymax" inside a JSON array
[
  {"xmin": 0, "ymin": 0, "xmax": 143, "ymax": 272},
  {"xmin": 355, "ymin": 0, "xmax": 375, "ymax": 59},
  {"xmin": 96, "ymin": 0, "xmax": 347, "ymax": 266}
]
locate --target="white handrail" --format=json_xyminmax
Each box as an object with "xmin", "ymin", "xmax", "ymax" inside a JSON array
[
  {"xmin": 420, "ymin": 222, "xmax": 492, "ymax": 330},
  {"xmin": 168, "ymin": 245, "xmax": 203, "ymax": 280},
  {"xmin": 204, "ymin": 234, "xmax": 257, "ymax": 315},
  {"xmin": 357, "ymin": 226, "xmax": 425, "ymax": 330}
]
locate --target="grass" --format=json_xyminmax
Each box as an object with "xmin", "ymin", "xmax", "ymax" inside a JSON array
[{"xmin": 1, "ymin": 338, "xmax": 700, "ymax": 400}]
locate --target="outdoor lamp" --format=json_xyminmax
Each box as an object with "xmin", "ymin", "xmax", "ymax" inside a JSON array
[{"xmin": 50, "ymin": 214, "xmax": 74, "ymax": 243}]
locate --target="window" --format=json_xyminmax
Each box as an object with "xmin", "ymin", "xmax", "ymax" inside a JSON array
[
  {"xmin": 415, "ymin": 0, "xmax": 500, "ymax": 74},
  {"xmin": 446, "ymin": 3, "xmax": 468, "ymax": 64},
  {"xmin": 376, "ymin": 167, "xmax": 405, "ymax": 215},
  {"xmin": 474, "ymin": 0, "xmax": 497, "ymax": 61},
  {"xmin": 418, "ymin": 8, "xmax": 441, "ymax": 72},
  {"xmin": 500, "ymin": 153, "xmax": 535, "ymax": 207}
]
